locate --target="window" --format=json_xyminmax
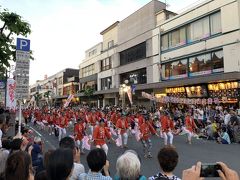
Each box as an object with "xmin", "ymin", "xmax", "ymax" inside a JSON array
[
  {"xmin": 101, "ymin": 57, "xmax": 112, "ymax": 71},
  {"xmin": 189, "ymin": 53, "xmax": 212, "ymax": 76},
  {"xmin": 82, "ymin": 64, "xmax": 94, "ymax": 77},
  {"xmin": 169, "ymin": 27, "xmax": 186, "ymax": 48},
  {"xmin": 120, "ymin": 42, "xmax": 146, "ymax": 65},
  {"xmin": 161, "ymin": 34, "xmax": 168, "ymax": 51},
  {"xmin": 212, "ymin": 50, "xmax": 223, "ymax": 73},
  {"xmin": 108, "ymin": 40, "xmax": 114, "ymax": 49},
  {"xmin": 161, "ymin": 12, "xmax": 222, "ymax": 51},
  {"xmin": 210, "ymin": 12, "xmax": 221, "ymax": 35},
  {"xmin": 88, "ymin": 49, "xmax": 97, "ymax": 57},
  {"xmin": 101, "ymin": 77, "xmax": 112, "ymax": 90},
  {"xmin": 187, "ymin": 16, "xmax": 210, "ymax": 43},
  {"xmin": 81, "ymin": 81, "xmax": 97, "ymax": 91},
  {"xmin": 120, "ymin": 68, "xmax": 147, "ymax": 85},
  {"xmin": 162, "ymin": 59, "xmax": 188, "ymax": 80},
  {"xmin": 161, "ymin": 50, "xmax": 224, "ymax": 80}
]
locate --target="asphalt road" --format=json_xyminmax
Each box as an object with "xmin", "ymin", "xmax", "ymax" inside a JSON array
[{"xmin": 27, "ymin": 123, "xmax": 240, "ymax": 179}]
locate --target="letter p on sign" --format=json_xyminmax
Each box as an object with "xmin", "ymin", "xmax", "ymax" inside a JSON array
[{"xmin": 16, "ymin": 38, "xmax": 30, "ymax": 52}]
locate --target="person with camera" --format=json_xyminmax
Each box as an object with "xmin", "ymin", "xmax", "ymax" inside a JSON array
[{"xmin": 182, "ymin": 162, "xmax": 239, "ymax": 180}]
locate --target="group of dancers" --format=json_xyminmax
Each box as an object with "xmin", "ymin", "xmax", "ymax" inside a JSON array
[{"xmin": 22, "ymin": 107, "xmax": 198, "ymax": 158}]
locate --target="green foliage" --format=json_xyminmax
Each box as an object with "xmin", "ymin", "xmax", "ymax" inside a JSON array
[
  {"xmin": 83, "ymin": 88, "xmax": 94, "ymax": 97},
  {"xmin": 0, "ymin": 7, "xmax": 32, "ymax": 73}
]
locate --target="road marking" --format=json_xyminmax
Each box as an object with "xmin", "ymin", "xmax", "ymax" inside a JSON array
[
  {"xmin": 29, "ymin": 126, "xmax": 56, "ymax": 150},
  {"xmin": 29, "ymin": 126, "xmax": 42, "ymax": 137}
]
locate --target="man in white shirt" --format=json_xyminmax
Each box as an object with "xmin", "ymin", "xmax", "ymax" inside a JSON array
[{"xmin": 59, "ymin": 137, "xmax": 85, "ymax": 180}]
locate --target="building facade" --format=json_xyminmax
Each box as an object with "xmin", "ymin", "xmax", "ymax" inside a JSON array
[
  {"xmin": 78, "ymin": 0, "xmax": 240, "ymax": 108},
  {"xmin": 30, "ymin": 68, "xmax": 79, "ymax": 106}
]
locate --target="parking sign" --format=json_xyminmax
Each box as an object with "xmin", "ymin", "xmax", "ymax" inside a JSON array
[{"xmin": 16, "ymin": 38, "xmax": 30, "ymax": 52}]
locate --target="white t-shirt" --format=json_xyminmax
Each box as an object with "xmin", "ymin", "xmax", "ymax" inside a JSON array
[{"xmin": 70, "ymin": 162, "xmax": 85, "ymax": 180}]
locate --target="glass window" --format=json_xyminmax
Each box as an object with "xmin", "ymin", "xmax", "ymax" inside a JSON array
[
  {"xmin": 120, "ymin": 42, "xmax": 146, "ymax": 65},
  {"xmin": 161, "ymin": 34, "xmax": 168, "ymax": 51},
  {"xmin": 162, "ymin": 59, "xmax": 188, "ymax": 80},
  {"xmin": 187, "ymin": 17, "xmax": 210, "ymax": 43},
  {"xmin": 212, "ymin": 50, "xmax": 223, "ymax": 73},
  {"xmin": 210, "ymin": 12, "xmax": 221, "ymax": 35},
  {"xmin": 101, "ymin": 77, "xmax": 112, "ymax": 90},
  {"xmin": 108, "ymin": 40, "xmax": 114, "ymax": 49},
  {"xmin": 120, "ymin": 68, "xmax": 146, "ymax": 85},
  {"xmin": 189, "ymin": 53, "xmax": 211, "ymax": 76},
  {"xmin": 169, "ymin": 27, "xmax": 186, "ymax": 48},
  {"xmin": 101, "ymin": 57, "xmax": 112, "ymax": 71}
]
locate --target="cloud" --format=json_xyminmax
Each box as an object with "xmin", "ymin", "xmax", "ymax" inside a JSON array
[{"xmin": 0, "ymin": 0, "xmax": 203, "ymax": 84}]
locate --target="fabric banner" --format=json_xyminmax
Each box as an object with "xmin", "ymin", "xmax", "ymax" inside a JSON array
[
  {"xmin": 63, "ymin": 94, "xmax": 74, "ymax": 108},
  {"xmin": 135, "ymin": 129, "xmax": 141, "ymax": 142},
  {"xmin": 82, "ymin": 136, "xmax": 91, "ymax": 150},
  {"xmin": 6, "ymin": 79, "xmax": 16, "ymax": 110},
  {"xmin": 127, "ymin": 87, "xmax": 133, "ymax": 105}
]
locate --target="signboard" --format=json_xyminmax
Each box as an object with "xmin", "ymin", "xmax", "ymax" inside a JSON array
[
  {"xmin": 6, "ymin": 79, "xmax": 16, "ymax": 109},
  {"xmin": 16, "ymin": 38, "xmax": 30, "ymax": 51},
  {"xmin": 15, "ymin": 38, "xmax": 30, "ymax": 100}
]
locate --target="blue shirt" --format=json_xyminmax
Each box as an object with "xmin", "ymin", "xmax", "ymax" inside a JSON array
[
  {"xmin": 222, "ymin": 132, "xmax": 231, "ymax": 144},
  {"xmin": 78, "ymin": 171, "xmax": 112, "ymax": 180}
]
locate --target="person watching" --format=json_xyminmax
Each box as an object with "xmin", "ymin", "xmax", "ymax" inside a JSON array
[
  {"xmin": 149, "ymin": 146, "xmax": 181, "ymax": 180},
  {"xmin": 4, "ymin": 151, "xmax": 35, "ymax": 180},
  {"xmin": 78, "ymin": 148, "xmax": 111, "ymax": 180},
  {"xmin": 59, "ymin": 137, "xmax": 85, "ymax": 180},
  {"xmin": 115, "ymin": 150, "xmax": 146, "ymax": 180},
  {"xmin": 47, "ymin": 148, "xmax": 74, "ymax": 180}
]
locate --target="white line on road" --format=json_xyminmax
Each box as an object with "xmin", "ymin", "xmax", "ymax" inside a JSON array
[{"xmin": 29, "ymin": 126, "xmax": 56, "ymax": 150}]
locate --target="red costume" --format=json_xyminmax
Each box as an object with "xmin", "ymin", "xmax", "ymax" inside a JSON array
[
  {"xmin": 116, "ymin": 118, "xmax": 129, "ymax": 135},
  {"xmin": 185, "ymin": 116, "xmax": 197, "ymax": 132},
  {"xmin": 93, "ymin": 126, "xmax": 111, "ymax": 146},
  {"xmin": 74, "ymin": 122, "xmax": 85, "ymax": 141},
  {"xmin": 161, "ymin": 116, "xmax": 174, "ymax": 133},
  {"xmin": 140, "ymin": 122, "xmax": 156, "ymax": 140}
]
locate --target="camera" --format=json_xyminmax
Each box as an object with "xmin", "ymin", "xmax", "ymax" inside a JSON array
[{"xmin": 200, "ymin": 163, "xmax": 221, "ymax": 177}]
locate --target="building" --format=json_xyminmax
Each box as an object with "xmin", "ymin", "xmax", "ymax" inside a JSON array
[
  {"xmin": 78, "ymin": 0, "xmax": 240, "ymax": 107},
  {"xmin": 30, "ymin": 68, "xmax": 79, "ymax": 106},
  {"xmin": 152, "ymin": 0, "xmax": 240, "ymax": 105}
]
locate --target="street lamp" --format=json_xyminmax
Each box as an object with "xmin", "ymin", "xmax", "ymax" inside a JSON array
[{"xmin": 119, "ymin": 81, "xmax": 130, "ymax": 109}]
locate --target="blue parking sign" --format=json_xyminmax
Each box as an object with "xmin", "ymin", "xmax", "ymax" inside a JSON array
[{"xmin": 16, "ymin": 38, "xmax": 30, "ymax": 52}]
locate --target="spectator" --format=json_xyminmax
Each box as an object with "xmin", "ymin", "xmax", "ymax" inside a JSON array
[
  {"xmin": 182, "ymin": 162, "xmax": 239, "ymax": 180},
  {"xmin": 0, "ymin": 139, "xmax": 11, "ymax": 174},
  {"xmin": 59, "ymin": 137, "xmax": 85, "ymax": 180},
  {"xmin": 217, "ymin": 127, "xmax": 231, "ymax": 144},
  {"xmin": 35, "ymin": 149, "xmax": 54, "ymax": 180},
  {"xmin": 47, "ymin": 148, "xmax": 74, "ymax": 180},
  {"xmin": 149, "ymin": 146, "xmax": 181, "ymax": 180},
  {"xmin": 0, "ymin": 115, "xmax": 5, "ymax": 148},
  {"xmin": 4, "ymin": 151, "xmax": 35, "ymax": 180},
  {"xmin": 31, "ymin": 137, "xmax": 44, "ymax": 174},
  {"xmin": 9, "ymin": 138, "xmax": 24, "ymax": 154},
  {"xmin": 115, "ymin": 150, "xmax": 146, "ymax": 180},
  {"xmin": 78, "ymin": 148, "xmax": 111, "ymax": 180}
]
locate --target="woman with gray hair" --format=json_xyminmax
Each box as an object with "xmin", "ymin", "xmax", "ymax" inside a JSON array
[{"xmin": 115, "ymin": 150, "xmax": 146, "ymax": 180}]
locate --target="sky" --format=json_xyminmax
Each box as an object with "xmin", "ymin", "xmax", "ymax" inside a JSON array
[{"xmin": 0, "ymin": 0, "xmax": 204, "ymax": 85}]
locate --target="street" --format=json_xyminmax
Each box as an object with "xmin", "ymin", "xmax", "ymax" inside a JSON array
[{"xmin": 28, "ymin": 124, "xmax": 240, "ymax": 178}]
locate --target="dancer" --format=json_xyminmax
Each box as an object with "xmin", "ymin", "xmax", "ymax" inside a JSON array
[
  {"xmin": 161, "ymin": 112, "xmax": 174, "ymax": 146},
  {"xmin": 184, "ymin": 112, "xmax": 197, "ymax": 144},
  {"xmin": 74, "ymin": 118, "xmax": 86, "ymax": 153},
  {"xmin": 140, "ymin": 115, "xmax": 159, "ymax": 158},
  {"xmin": 93, "ymin": 118, "xmax": 112, "ymax": 155},
  {"xmin": 116, "ymin": 112, "xmax": 129, "ymax": 148}
]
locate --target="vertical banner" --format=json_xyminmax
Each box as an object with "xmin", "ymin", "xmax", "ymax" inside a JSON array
[
  {"xmin": 127, "ymin": 87, "xmax": 133, "ymax": 105},
  {"xmin": 6, "ymin": 79, "xmax": 16, "ymax": 109},
  {"xmin": 131, "ymin": 84, "xmax": 136, "ymax": 95},
  {"xmin": 63, "ymin": 94, "xmax": 74, "ymax": 108}
]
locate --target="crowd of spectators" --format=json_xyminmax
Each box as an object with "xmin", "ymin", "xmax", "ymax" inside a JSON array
[{"xmin": 0, "ymin": 105, "xmax": 239, "ymax": 180}]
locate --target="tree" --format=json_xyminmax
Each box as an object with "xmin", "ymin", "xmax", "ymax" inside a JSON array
[
  {"xmin": 83, "ymin": 87, "xmax": 95, "ymax": 105},
  {"xmin": 0, "ymin": 7, "xmax": 32, "ymax": 73}
]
